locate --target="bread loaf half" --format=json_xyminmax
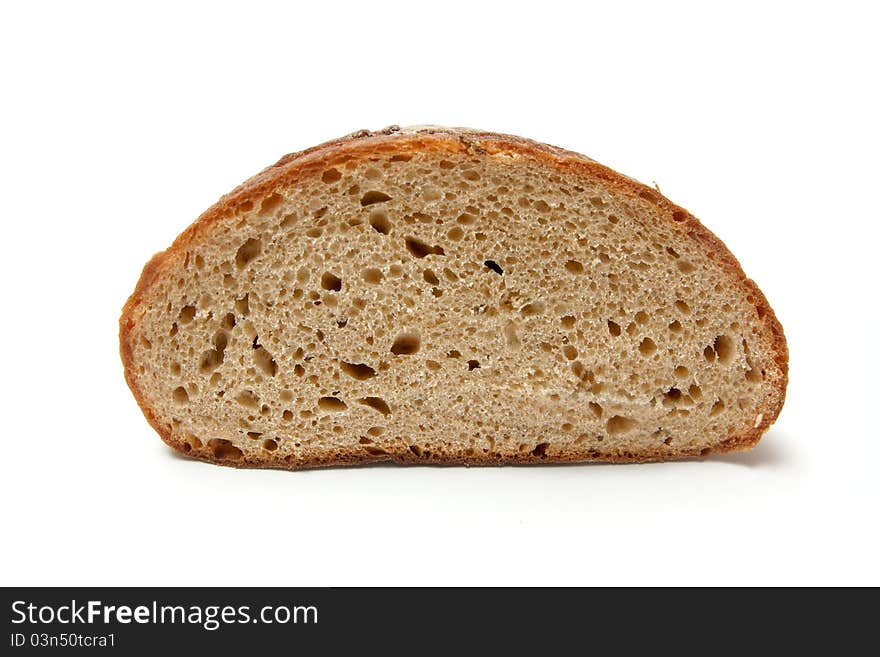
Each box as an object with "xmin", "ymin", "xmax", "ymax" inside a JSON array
[{"xmin": 120, "ymin": 126, "xmax": 787, "ymax": 468}]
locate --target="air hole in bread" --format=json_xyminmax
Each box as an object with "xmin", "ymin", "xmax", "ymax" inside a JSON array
[
  {"xmin": 562, "ymin": 345, "xmax": 578, "ymax": 360},
  {"xmin": 710, "ymin": 400, "xmax": 725, "ymax": 416},
  {"xmin": 321, "ymin": 272, "xmax": 342, "ymax": 291},
  {"xmin": 638, "ymin": 337, "xmax": 657, "ymax": 356},
  {"xmin": 253, "ymin": 346, "xmax": 277, "ymax": 377},
  {"xmin": 178, "ymin": 305, "xmax": 196, "ymax": 324},
  {"xmin": 663, "ymin": 387, "xmax": 682, "ymax": 405},
  {"xmin": 321, "ymin": 168, "xmax": 342, "ymax": 183},
  {"xmin": 565, "ymin": 260, "xmax": 584, "ymax": 274},
  {"xmin": 422, "ymin": 187, "xmax": 442, "ymax": 202},
  {"xmin": 235, "ymin": 238, "xmax": 262, "ymax": 269},
  {"xmin": 467, "ymin": 359, "xmax": 480, "ymax": 370},
  {"xmin": 199, "ymin": 338, "xmax": 226, "ymax": 374},
  {"xmin": 260, "ymin": 438, "xmax": 277, "ymax": 451},
  {"xmin": 423, "ymin": 269, "xmax": 440, "ymax": 285},
  {"xmin": 675, "ymin": 300, "xmax": 690, "ymax": 314},
  {"xmin": 672, "ymin": 210, "xmax": 687, "ymax": 222},
  {"xmin": 589, "ymin": 401, "xmax": 603, "ymax": 418},
  {"xmin": 362, "ymin": 267, "xmax": 383, "ymax": 284},
  {"xmin": 714, "ymin": 335, "xmax": 734, "ymax": 364},
  {"xmin": 391, "ymin": 332, "xmax": 420, "ymax": 355},
  {"xmin": 340, "ymin": 362, "xmax": 376, "ymax": 380},
  {"xmin": 607, "ymin": 415, "xmax": 637, "ymax": 434},
  {"xmin": 361, "ymin": 191, "xmax": 391, "ymax": 206},
  {"xmin": 359, "ymin": 396, "xmax": 391, "ymax": 416},
  {"xmin": 209, "ymin": 439, "xmax": 243, "ymax": 460},
  {"xmin": 318, "ymin": 396, "xmax": 347, "ymax": 412},
  {"xmin": 235, "ymin": 294, "xmax": 250, "ymax": 317},
  {"xmin": 260, "ymin": 193, "xmax": 284, "ymax": 214},
  {"xmin": 172, "ymin": 386, "xmax": 189, "ymax": 403},
  {"xmin": 608, "ymin": 320, "xmax": 621, "ymax": 336},
  {"xmin": 531, "ymin": 442, "xmax": 549, "ymax": 457},
  {"xmin": 235, "ymin": 390, "xmax": 259, "ymax": 408},
  {"xmin": 746, "ymin": 357, "xmax": 763, "ymax": 383},
  {"xmin": 484, "ymin": 260, "xmax": 503, "ymax": 275},
  {"xmin": 369, "ymin": 209, "xmax": 391, "ymax": 234},
  {"xmin": 447, "ymin": 226, "xmax": 464, "ymax": 240},
  {"xmin": 405, "ymin": 237, "xmax": 444, "ymax": 258},
  {"xmin": 668, "ymin": 320, "xmax": 682, "ymax": 333},
  {"xmin": 408, "ymin": 211, "xmax": 432, "ymax": 225}
]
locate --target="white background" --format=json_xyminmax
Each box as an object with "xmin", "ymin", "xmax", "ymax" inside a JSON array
[{"xmin": 1, "ymin": 1, "xmax": 877, "ymax": 586}]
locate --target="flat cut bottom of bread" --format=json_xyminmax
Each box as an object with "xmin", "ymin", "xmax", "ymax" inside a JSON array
[{"xmin": 120, "ymin": 126, "xmax": 787, "ymax": 469}]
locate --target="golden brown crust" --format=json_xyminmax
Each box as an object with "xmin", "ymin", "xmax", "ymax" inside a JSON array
[{"xmin": 120, "ymin": 126, "xmax": 788, "ymax": 469}]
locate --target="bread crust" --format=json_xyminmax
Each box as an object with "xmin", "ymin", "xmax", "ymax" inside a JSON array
[{"xmin": 120, "ymin": 126, "xmax": 788, "ymax": 469}]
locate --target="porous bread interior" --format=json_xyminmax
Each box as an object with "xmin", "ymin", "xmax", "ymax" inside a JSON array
[{"xmin": 126, "ymin": 149, "xmax": 779, "ymax": 466}]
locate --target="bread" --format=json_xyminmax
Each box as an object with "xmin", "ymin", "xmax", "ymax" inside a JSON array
[{"xmin": 120, "ymin": 126, "xmax": 787, "ymax": 469}]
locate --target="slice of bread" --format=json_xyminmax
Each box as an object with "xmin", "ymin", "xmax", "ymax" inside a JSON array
[{"xmin": 120, "ymin": 126, "xmax": 787, "ymax": 468}]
